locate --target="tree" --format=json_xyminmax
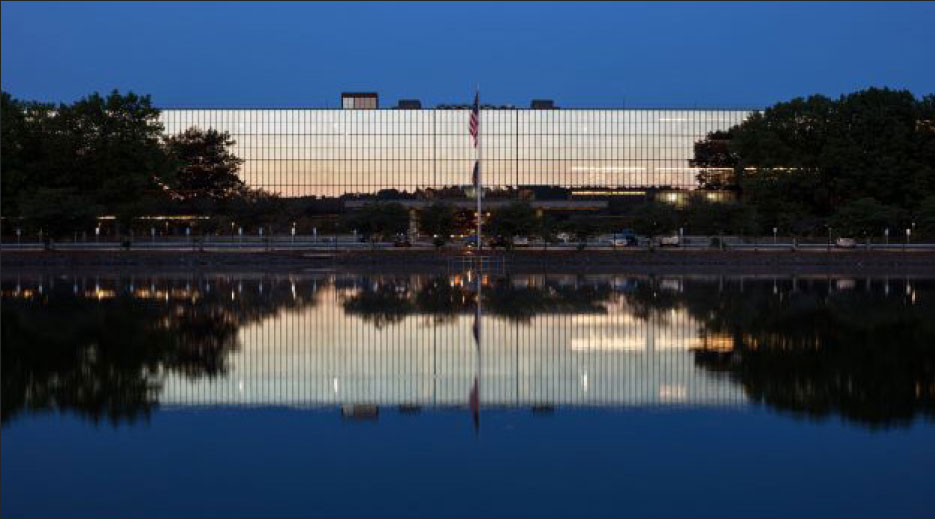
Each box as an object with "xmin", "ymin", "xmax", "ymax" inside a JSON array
[
  {"xmin": 683, "ymin": 199, "xmax": 722, "ymax": 235},
  {"xmin": 692, "ymin": 130, "xmax": 737, "ymax": 190},
  {"xmin": 1, "ymin": 92, "xmax": 50, "ymax": 218},
  {"xmin": 163, "ymin": 127, "xmax": 245, "ymax": 206},
  {"xmin": 829, "ymin": 198, "xmax": 904, "ymax": 238},
  {"xmin": 628, "ymin": 202, "xmax": 678, "ymax": 239},
  {"xmin": 343, "ymin": 202, "xmax": 410, "ymax": 241},
  {"xmin": 741, "ymin": 169, "xmax": 825, "ymax": 236},
  {"xmin": 419, "ymin": 202, "xmax": 457, "ymax": 248},
  {"xmin": 563, "ymin": 215, "xmax": 600, "ymax": 249},
  {"xmin": 917, "ymin": 196, "xmax": 935, "ymax": 237},
  {"xmin": 55, "ymin": 90, "xmax": 174, "ymax": 230},
  {"xmin": 727, "ymin": 88, "xmax": 935, "ymax": 217},
  {"xmin": 1, "ymin": 90, "xmax": 174, "ymax": 235},
  {"xmin": 487, "ymin": 202, "xmax": 538, "ymax": 248},
  {"xmin": 728, "ymin": 202, "xmax": 760, "ymax": 237},
  {"xmin": 536, "ymin": 214, "xmax": 559, "ymax": 250},
  {"xmin": 226, "ymin": 188, "xmax": 285, "ymax": 230},
  {"xmin": 18, "ymin": 188, "xmax": 102, "ymax": 246}
]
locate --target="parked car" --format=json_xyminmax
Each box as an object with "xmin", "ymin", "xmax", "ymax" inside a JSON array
[
  {"xmin": 611, "ymin": 230, "xmax": 638, "ymax": 247},
  {"xmin": 489, "ymin": 236, "xmax": 510, "ymax": 248},
  {"xmin": 393, "ymin": 233, "xmax": 411, "ymax": 247},
  {"xmin": 658, "ymin": 235, "xmax": 680, "ymax": 247},
  {"xmin": 835, "ymin": 237, "xmax": 857, "ymax": 248},
  {"xmin": 512, "ymin": 236, "xmax": 530, "ymax": 246},
  {"xmin": 556, "ymin": 232, "xmax": 572, "ymax": 244}
]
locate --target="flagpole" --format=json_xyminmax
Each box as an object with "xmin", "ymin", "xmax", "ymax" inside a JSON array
[{"xmin": 476, "ymin": 84, "xmax": 483, "ymax": 251}]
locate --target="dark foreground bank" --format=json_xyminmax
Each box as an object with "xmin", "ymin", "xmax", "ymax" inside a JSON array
[{"xmin": 3, "ymin": 249, "xmax": 934, "ymax": 275}]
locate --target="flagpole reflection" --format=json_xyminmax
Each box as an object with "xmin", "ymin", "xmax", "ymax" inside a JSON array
[{"xmin": 470, "ymin": 269, "xmax": 482, "ymax": 433}]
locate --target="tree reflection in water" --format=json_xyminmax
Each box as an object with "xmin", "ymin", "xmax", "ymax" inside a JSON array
[
  {"xmin": 1, "ymin": 275, "xmax": 320, "ymax": 425},
  {"xmin": 340, "ymin": 274, "xmax": 611, "ymax": 325},
  {"xmin": 680, "ymin": 277, "xmax": 935, "ymax": 428},
  {"xmin": 2, "ymin": 273, "xmax": 933, "ymax": 428}
]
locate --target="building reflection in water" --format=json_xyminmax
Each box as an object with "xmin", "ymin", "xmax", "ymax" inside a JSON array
[{"xmin": 2, "ymin": 273, "xmax": 933, "ymax": 428}]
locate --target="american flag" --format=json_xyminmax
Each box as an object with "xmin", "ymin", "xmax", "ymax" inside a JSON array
[{"xmin": 469, "ymin": 91, "xmax": 479, "ymax": 147}]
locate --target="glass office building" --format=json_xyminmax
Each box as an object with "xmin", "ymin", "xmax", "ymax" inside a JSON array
[{"xmin": 159, "ymin": 106, "xmax": 752, "ymax": 198}]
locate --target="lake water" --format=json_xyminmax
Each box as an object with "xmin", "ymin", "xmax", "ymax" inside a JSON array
[{"xmin": 2, "ymin": 271, "xmax": 934, "ymax": 517}]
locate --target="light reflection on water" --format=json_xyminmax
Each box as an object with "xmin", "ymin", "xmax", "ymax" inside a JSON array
[{"xmin": 2, "ymin": 272, "xmax": 933, "ymax": 429}]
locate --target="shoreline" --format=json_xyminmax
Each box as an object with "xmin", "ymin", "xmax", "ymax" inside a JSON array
[{"xmin": 3, "ymin": 249, "xmax": 934, "ymax": 275}]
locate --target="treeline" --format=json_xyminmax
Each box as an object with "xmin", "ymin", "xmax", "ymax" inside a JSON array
[
  {"xmin": 1, "ymin": 90, "xmax": 284, "ymax": 239},
  {"xmin": 695, "ymin": 87, "xmax": 935, "ymax": 237},
  {"xmin": 3, "ymin": 87, "xmax": 934, "ymax": 242}
]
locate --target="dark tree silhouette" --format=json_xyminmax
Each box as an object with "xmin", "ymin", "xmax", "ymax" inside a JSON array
[{"xmin": 164, "ymin": 127, "xmax": 246, "ymax": 203}]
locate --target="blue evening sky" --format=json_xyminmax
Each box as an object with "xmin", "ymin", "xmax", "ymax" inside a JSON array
[{"xmin": 2, "ymin": 1, "xmax": 933, "ymax": 109}]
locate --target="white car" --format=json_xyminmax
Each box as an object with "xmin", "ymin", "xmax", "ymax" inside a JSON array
[
  {"xmin": 512, "ymin": 236, "xmax": 529, "ymax": 246},
  {"xmin": 835, "ymin": 237, "xmax": 857, "ymax": 248},
  {"xmin": 658, "ymin": 235, "xmax": 680, "ymax": 247}
]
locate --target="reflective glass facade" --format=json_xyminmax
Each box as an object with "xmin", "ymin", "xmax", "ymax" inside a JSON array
[{"xmin": 160, "ymin": 109, "xmax": 752, "ymax": 197}]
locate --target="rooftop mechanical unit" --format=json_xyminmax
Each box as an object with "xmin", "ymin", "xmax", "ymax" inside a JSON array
[
  {"xmin": 397, "ymin": 99, "xmax": 422, "ymax": 109},
  {"xmin": 531, "ymin": 99, "xmax": 557, "ymax": 109},
  {"xmin": 341, "ymin": 92, "xmax": 379, "ymax": 109}
]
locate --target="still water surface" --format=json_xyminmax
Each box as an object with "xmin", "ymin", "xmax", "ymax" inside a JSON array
[{"xmin": 2, "ymin": 272, "xmax": 934, "ymax": 517}]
